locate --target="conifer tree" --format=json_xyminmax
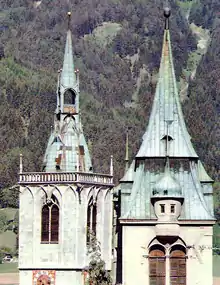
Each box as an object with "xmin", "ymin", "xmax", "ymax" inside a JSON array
[{"xmin": 86, "ymin": 231, "xmax": 112, "ymax": 285}]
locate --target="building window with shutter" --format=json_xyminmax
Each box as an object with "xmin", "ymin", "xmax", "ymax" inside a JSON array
[
  {"xmin": 41, "ymin": 194, "xmax": 59, "ymax": 244},
  {"xmin": 86, "ymin": 197, "xmax": 97, "ymax": 245},
  {"xmin": 149, "ymin": 245, "xmax": 166, "ymax": 285},
  {"xmin": 170, "ymin": 245, "xmax": 186, "ymax": 285}
]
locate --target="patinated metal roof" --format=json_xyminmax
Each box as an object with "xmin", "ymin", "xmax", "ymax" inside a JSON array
[
  {"xmin": 136, "ymin": 27, "xmax": 198, "ymax": 158},
  {"xmin": 198, "ymin": 160, "xmax": 214, "ymax": 182},
  {"xmin": 120, "ymin": 160, "xmax": 135, "ymax": 182},
  {"xmin": 60, "ymin": 29, "xmax": 77, "ymax": 91},
  {"xmin": 118, "ymin": 12, "xmax": 214, "ymax": 221},
  {"xmin": 152, "ymin": 161, "xmax": 182, "ymax": 197}
]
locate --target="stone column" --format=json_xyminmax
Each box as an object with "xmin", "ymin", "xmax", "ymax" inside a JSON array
[{"xmin": 165, "ymin": 246, "xmax": 170, "ymax": 285}]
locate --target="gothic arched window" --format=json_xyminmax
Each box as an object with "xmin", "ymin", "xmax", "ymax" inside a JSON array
[
  {"xmin": 41, "ymin": 205, "xmax": 50, "ymax": 242},
  {"xmin": 149, "ymin": 245, "xmax": 166, "ymax": 285},
  {"xmin": 64, "ymin": 89, "xmax": 76, "ymax": 105},
  {"xmin": 86, "ymin": 197, "xmax": 97, "ymax": 244},
  {"xmin": 170, "ymin": 245, "xmax": 186, "ymax": 285},
  {"xmin": 41, "ymin": 195, "xmax": 59, "ymax": 244}
]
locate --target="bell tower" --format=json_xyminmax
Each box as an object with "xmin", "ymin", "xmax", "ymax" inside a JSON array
[
  {"xmin": 114, "ymin": 7, "xmax": 215, "ymax": 285},
  {"xmin": 18, "ymin": 12, "xmax": 114, "ymax": 285}
]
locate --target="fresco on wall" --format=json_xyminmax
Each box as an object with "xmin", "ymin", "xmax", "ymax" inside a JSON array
[{"xmin": 33, "ymin": 270, "xmax": 56, "ymax": 285}]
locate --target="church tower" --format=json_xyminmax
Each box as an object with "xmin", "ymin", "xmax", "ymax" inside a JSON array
[
  {"xmin": 18, "ymin": 13, "xmax": 113, "ymax": 285},
  {"xmin": 114, "ymin": 8, "xmax": 215, "ymax": 285}
]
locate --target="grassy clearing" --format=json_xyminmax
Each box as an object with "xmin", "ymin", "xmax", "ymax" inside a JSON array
[
  {"xmin": 84, "ymin": 22, "xmax": 122, "ymax": 47},
  {"xmin": 0, "ymin": 231, "xmax": 16, "ymax": 250},
  {"xmin": 0, "ymin": 263, "xmax": 18, "ymax": 274}
]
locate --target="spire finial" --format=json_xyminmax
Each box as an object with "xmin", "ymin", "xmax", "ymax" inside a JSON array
[
  {"xmin": 125, "ymin": 129, "xmax": 129, "ymax": 173},
  {"xmin": 164, "ymin": 6, "xmax": 170, "ymax": 30},
  {"xmin": 67, "ymin": 11, "xmax": 71, "ymax": 30},
  {"xmin": 110, "ymin": 155, "xmax": 114, "ymax": 176},
  {"xmin": 19, "ymin": 153, "xmax": 23, "ymax": 173}
]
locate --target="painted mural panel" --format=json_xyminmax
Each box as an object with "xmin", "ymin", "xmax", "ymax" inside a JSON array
[{"xmin": 33, "ymin": 270, "xmax": 56, "ymax": 285}]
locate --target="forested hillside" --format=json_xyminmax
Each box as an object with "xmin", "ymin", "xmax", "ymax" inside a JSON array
[{"xmin": 0, "ymin": 0, "xmax": 219, "ymax": 208}]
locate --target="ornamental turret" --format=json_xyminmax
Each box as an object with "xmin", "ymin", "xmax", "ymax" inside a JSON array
[
  {"xmin": 152, "ymin": 158, "xmax": 184, "ymax": 224},
  {"xmin": 43, "ymin": 12, "xmax": 92, "ymax": 173}
]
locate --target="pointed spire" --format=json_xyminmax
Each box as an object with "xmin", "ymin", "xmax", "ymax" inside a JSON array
[
  {"xmin": 56, "ymin": 69, "xmax": 61, "ymax": 114},
  {"xmin": 110, "ymin": 155, "xmax": 114, "ymax": 176},
  {"xmin": 124, "ymin": 130, "xmax": 129, "ymax": 173},
  {"xmin": 136, "ymin": 8, "xmax": 198, "ymax": 158},
  {"xmin": 19, "ymin": 153, "xmax": 23, "ymax": 173},
  {"xmin": 60, "ymin": 12, "xmax": 77, "ymax": 90}
]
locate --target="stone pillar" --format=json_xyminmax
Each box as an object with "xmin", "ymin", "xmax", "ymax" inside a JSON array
[{"xmin": 165, "ymin": 246, "xmax": 170, "ymax": 285}]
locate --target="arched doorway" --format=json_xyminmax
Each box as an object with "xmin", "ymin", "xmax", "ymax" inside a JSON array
[
  {"xmin": 170, "ymin": 245, "xmax": 186, "ymax": 285},
  {"xmin": 149, "ymin": 245, "xmax": 166, "ymax": 285}
]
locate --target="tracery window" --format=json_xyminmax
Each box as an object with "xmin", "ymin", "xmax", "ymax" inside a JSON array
[
  {"xmin": 41, "ymin": 194, "xmax": 59, "ymax": 244},
  {"xmin": 149, "ymin": 245, "xmax": 166, "ymax": 285},
  {"xmin": 86, "ymin": 197, "xmax": 97, "ymax": 244},
  {"xmin": 170, "ymin": 246, "xmax": 186, "ymax": 285}
]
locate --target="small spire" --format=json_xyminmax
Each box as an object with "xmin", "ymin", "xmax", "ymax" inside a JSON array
[
  {"xmin": 60, "ymin": 16, "xmax": 76, "ymax": 92},
  {"xmin": 67, "ymin": 11, "xmax": 71, "ymax": 30},
  {"xmin": 56, "ymin": 69, "xmax": 61, "ymax": 113},
  {"xmin": 19, "ymin": 153, "xmax": 23, "ymax": 173},
  {"xmin": 75, "ymin": 69, "xmax": 80, "ymax": 90},
  {"xmin": 110, "ymin": 155, "xmax": 114, "ymax": 176},
  {"xmin": 164, "ymin": 6, "xmax": 171, "ymax": 30},
  {"xmin": 125, "ymin": 130, "xmax": 129, "ymax": 173}
]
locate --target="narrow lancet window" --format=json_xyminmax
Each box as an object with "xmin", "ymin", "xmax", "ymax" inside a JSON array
[
  {"xmin": 41, "ymin": 195, "xmax": 59, "ymax": 244},
  {"xmin": 41, "ymin": 205, "xmax": 49, "ymax": 242},
  {"xmin": 87, "ymin": 197, "xmax": 97, "ymax": 244}
]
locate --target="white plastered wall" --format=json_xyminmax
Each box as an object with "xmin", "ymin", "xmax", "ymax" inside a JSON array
[
  {"xmin": 122, "ymin": 224, "xmax": 213, "ymax": 285},
  {"xmin": 19, "ymin": 184, "xmax": 113, "ymax": 285}
]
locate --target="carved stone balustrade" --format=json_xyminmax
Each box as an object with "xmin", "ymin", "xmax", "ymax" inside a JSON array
[{"xmin": 18, "ymin": 171, "xmax": 114, "ymax": 186}]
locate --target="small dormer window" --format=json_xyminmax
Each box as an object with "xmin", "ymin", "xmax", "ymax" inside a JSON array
[
  {"xmin": 160, "ymin": 204, "xmax": 165, "ymax": 213},
  {"xmin": 171, "ymin": 204, "xmax": 175, "ymax": 213}
]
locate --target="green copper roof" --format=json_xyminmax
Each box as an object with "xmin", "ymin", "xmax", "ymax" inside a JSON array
[
  {"xmin": 136, "ymin": 19, "xmax": 198, "ymax": 158},
  {"xmin": 198, "ymin": 160, "xmax": 214, "ymax": 182},
  {"xmin": 152, "ymin": 160, "xmax": 182, "ymax": 197},
  {"xmin": 60, "ymin": 30, "xmax": 77, "ymax": 89},
  {"xmin": 120, "ymin": 160, "xmax": 135, "ymax": 182},
  {"xmin": 118, "ymin": 10, "xmax": 214, "ymax": 221}
]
